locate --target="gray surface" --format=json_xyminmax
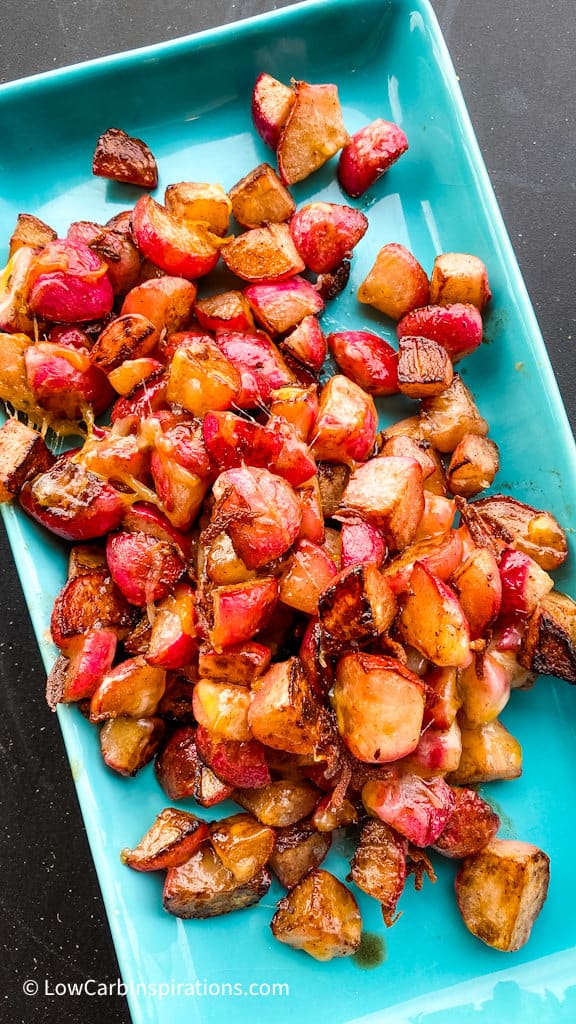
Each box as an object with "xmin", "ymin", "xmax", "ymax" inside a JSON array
[{"xmin": 0, "ymin": 2, "xmax": 575, "ymax": 1022}]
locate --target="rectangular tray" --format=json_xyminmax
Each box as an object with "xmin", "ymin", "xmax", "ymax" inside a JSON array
[{"xmin": 2, "ymin": 1, "xmax": 576, "ymax": 1022}]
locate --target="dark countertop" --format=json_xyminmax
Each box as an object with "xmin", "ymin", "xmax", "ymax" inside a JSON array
[{"xmin": 0, "ymin": 2, "xmax": 574, "ymax": 1022}]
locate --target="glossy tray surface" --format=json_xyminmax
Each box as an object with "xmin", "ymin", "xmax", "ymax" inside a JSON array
[{"xmin": 1, "ymin": 1, "xmax": 576, "ymax": 1022}]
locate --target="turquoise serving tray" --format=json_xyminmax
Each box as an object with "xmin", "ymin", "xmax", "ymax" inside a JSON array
[{"xmin": 1, "ymin": 1, "xmax": 576, "ymax": 1021}]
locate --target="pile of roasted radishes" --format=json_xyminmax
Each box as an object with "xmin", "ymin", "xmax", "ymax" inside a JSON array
[{"xmin": 0, "ymin": 70, "xmax": 573, "ymax": 963}]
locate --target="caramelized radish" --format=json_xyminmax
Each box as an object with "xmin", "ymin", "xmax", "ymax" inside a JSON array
[
  {"xmin": 358, "ymin": 243, "xmax": 429, "ymax": 320},
  {"xmin": 251, "ymin": 73, "xmax": 295, "ymax": 150},
  {"xmin": 132, "ymin": 195, "xmax": 220, "ymax": 279},
  {"xmin": 92, "ymin": 126, "xmax": 158, "ymax": 188},
  {"xmin": 363, "ymin": 774, "xmax": 456, "ymax": 847},
  {"xmin": 397, "ymin": 561, "xmax": 472, "ymax": 669},
  {"xmin": 289, "ymin": 202, "xmax": 368, "ymax": 273},
  {"xmin": 209, "ymin": 577, "xmax": 279, "ymax": 650},
  {"xmin": 338, "ymin": 119, "xmax": 408, "ymax": 198},
  {"xmin": 245, "ymin": 278, "xmax": 324, "ymax": 336},
  {"xmin": 120, "ymin": 276, "xmax": 197, "ymax": 334},
  {"xmin": 327, "ymin": 330, "xmax": 399, "ymax": 395},
  {"xmin": 311, "ymin": 375, "xmax": 378, "ymax": 465},
  {"xmin": 106, "ymin": 530, "xmax": 185, "ymax": 606},
  {"xmin": 221, "ymin": 223, "xmax": 304, "ymax": 282},
  {"xmin": 397, "ymin": 303, "xmax": 483, "ymax": 362},
  {"xmin": 20, "ymin": 459, "xmax": 131, "ymax": 541},
  {"xmin": 211, "ymin": 466, "xmax": 301, "ymax": 570},
  {"xmin": 277, "ymin": 81, "xmax": 347, "ymax": 186},
  {"xmin": 28, "ymin": 239, "xmax": 114, "ymax": 322},
  {"xmin": 334, "ymin": 653, "xmax": 425, "ymax": 762}
]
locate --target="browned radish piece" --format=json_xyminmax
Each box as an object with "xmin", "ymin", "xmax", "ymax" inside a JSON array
[
  {"xmin": 382, "ymin": 531, "xmax": 463, "ymax": 595},
  {"xmin": 363, "ymin": 774, "xmax": 456, "ymax": 847},
  {"xmin": 46, "ymin": 628, "xmax": 117, "ymax": 707},
  {"xmin": 221, "ymin": 223, "xmax": 304, "ymax": 282},
  {"xmin": 121, "ymin": 499, "xmax": 191, "ymax": 557},
  {"xmin": 488, "ymin": 643, "xmax": 536, "ymax": 692},
  {"xmin": 379, "ymin": 434, "xmax": 438, "ymax": 483},
  {"xmin": 340, "ymin": 520, "xmax": 386, "ymax": 570},
  {"xmin": 333, "ymin": 653, "xmax": 424, "ymax": 762},
  {"xmin": 280, "ymin": 316, "xmax": 327, "ymax": 373},
  {"xmin": 319, "ymin": 564, "xmax": 396, "ymax": 652},
  {"xmin": 270, "ymin": 385, "xmax": 319, "ymax": 442},
  {"xmin": 423, "ymin": 666, "xmax": 462, "ymax": 730},
  {"xmin": 50, "ymin": 569, "xmax": 135, "ymax": 653},
  {"xmin": 519, "ymin": 590, "xmax": 576, "ymax": 683},
  {"xmin": 106, "ymin": 530, "xmax": 184, "ymax": 606},
  {"xmin": 205, "ymin": 532, "xmax": 257, "ymax": 587},
  {"xmin": 0, "ymin": 419, "xmax": 54, "ymax": 503},
  {"xmin": 261, "ymin": 416, "xmax": 317, "ymax": 486},
  {"xmin": 210, "ymin": 813, "xmax": 275, "ymax": 882},
  {"xmin": 198, "ymin": 642, "xmax": 271, "ymax": 686},
  {"xmin": 277, "ymin": 82, "xmax": 347, "ymax": 186},
  {"xmin": 215, "ymin": 329, "xmax": 295, "ymax": 403},
  {"xmin": 0, "ymin": 249, "xmax": 37, "ymax": 334},
  {"xmin": 499, "ymin": 549, "xmax": 554, "ymax": 619},
  {"xmin": 195, "ymin": 290, "xmax": 255, "ymax": 333},
  {"xmin": 164, "ymin": 181, "xmax": 232, "ymax": 236},
  {"xmin": 311, "ymin": 375, "xmax": 378, "ymax": 466},
  {"xmin": 279, "ymin": 540, "xmax": 338, "ymax": 615},
  {"xmin": 420, "ymin": 375, "xmax": 489, "ymax": 453},
  {"xmin": 397, "ymin": 562, "xmax": 472, "ymax": 668},
  {"xmin": 121, "ymin": 808, "xmax": 210, "ymax": 871},
  {"xmin": 358, "ymin": 243, "xmax": 429, "ymax": 320},
  {"xmin": 415, "ymin": 494, "xmax": 456, "ymax": 539},
  {"xmin": 229, "ymin": 163, "xmax": 296, "ymax": 228},
  {"xmin": 195, "ymin": 764, "xmax": 235, "ymax": 808},
  {"xmin": 461, "ymin": 493, "xmax": 568, "ymax": 571},
  {"xmin": 193, "ymin": 680, "xmax": 252, "ymax": 742},
  {"xmin": 432, "ymin": 787, "xmax": 500, "ymax": 859},
  {"xmin": 25, "ymin": 342, "xmax": 114, "ymax": 421},
  {"xmin": 452, "ymin": 548, "xmax": 502, "ymax": 639},
  {"xmin": 89, "ymin": 314, "xmax": 158, "ymax": 373},
  {"xmin": 446, "ymin": 434, "xmax": 499, "ymax": 497},
  {"xmin": 132, "ymin": 195, "xmax": 220, "ymax": 279},
  {"xmin": 316, "ymin": 462, "xmax": 350, "ymax": 518},
  {"xmin": 20, "ymin": 459, "xmax": 131, "ymax": 541},
  {"xmin": 90, "ymin": 656, "xmax": 166, "ymax": 721},
  {"xmin": 108, "ymin": 358, "xmax": 164, "ymax": 396},
  {"xmin": 148, "ymin": 414, "xmax": 214, "ymax": 485},
  {"xmin": 165, "ymin": 335, "xmax": 240, "ymax": 416},
  {"xmin": 271, "ymin": 869, "xmax": 362, "ymax": 960},
  {"xmin": 339, "ymin": 455, "xmax": 424, "ymax": 550},
  {"xmin": 448, "ymin": 718, "xmax": 522, "ymax": 785},
  {"xmin": 298, "ymin": 617, "xmax": 332, "ymax": 700},
  {"xmin": 312, "ymin": 793, "xmax": 358, "ymax": 833},
  {"xmin": 110, "ymin": 374, "xmax": 168, "ymax": 425},
  {"xmin": 154, "ymin": 725, "xmax": 202, "ymax": 800},
  {"xmin": 397, "ymin": 335, "xmax": 453, "ymax": 398},
  {"xmin": 315, "ymin": 259, "xmax": 351, "ymax": 302},
  {"xmin": 338, "ymin": 119, "xmax": 409, "ymax": 198},
  {"xmin": 269, "ymin": 822, "xmax": 331, "ymax": 889},
  {"xmin": 328, "ymin": 330, "xmax": 399, "ymax": 396},
  {"xmin": 397, "ymin": 303, "xmax": 483, "ymax": 362},
  {"xmin": 245, "ymin": 277, "xmax": 324, "ymax": 335},
  {"xmin": 251, "ymin": 73, "xmax": 295, "ymax": 150},
  {"xmin": 9, "ymin": 212, "xmax": 56, "ymax": 258},
  {"xmin": 349, "ymin": 819, "xmax": 407, "ymax": 925},
  {"xmin": 67, "ymin": 544, "xmax": 107, "ymax": 579},
  {"xmin": 211, "ymin": 466, "xmax": 301, "ymax": 570},
  {"xmin": 289, "ymin": 202, "xmax": 368, "ymax": 273},
  {"xmin": 202, "ymin": 410, "xmax": 280, "ymax": 473},
  {"xmin": 400, "ymin": 719, "xmax": 462, "ymax": 777},
  {"xmin": 430, "ymin": 252, "xmax": 492, "ymax": 310},
  {"xmin": 120, "ymin": 276, "xmax": 197, "ymax": 334},
  {"xmin": 150, "ymin": 452, "xmax": 209, "ymax": 534},
  {"xmin": 100, "ymin": 716, "xmax": 165, "ymax": 775},
  {"xmin": 92, "ymin": 126, "xmax": 158, "ymax": 187},
  {"xmin": 195, "ymin": 726, "xmax": 271, "ymax": 788},
  {"xmin": 234, "ymin": 779, "xmax": 320, "ymax": 827},
  {"xmin": 146, "ymin": 585, "xmax": 197, "ymax": 670},
  {"xmin": 75, "ymin": 428, "xmax": 146, "ymax": 483},
  {"xmin": 248, "ymin": 657, "xmax": 328, "ymax": 756},
  {"xmin": 209, "ymin": 578, "xmax": 279, "ymax": 651},
  {"xmin": 67, "ymin": 221, "xmax": 141, "ymax": 296},
  {"xmin": 163, "ymin": 844, "xmax": 271, "ymax": 919},
  {"xmin": 297, "ymin": 478, "xmax": 325, "ymax": 545},
  {"xmin": 28, "ymin": 239, "xmax": 114, "ymax": 323},
  {"xmin": 455, "ymin": 839, "xmax": 549, "ymax": 951},
  {"xmin": 156, "ymin": 674, "xmax": 195, "ymax": 722}
]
